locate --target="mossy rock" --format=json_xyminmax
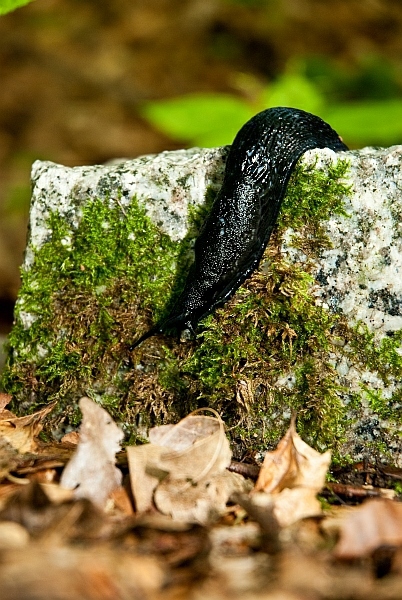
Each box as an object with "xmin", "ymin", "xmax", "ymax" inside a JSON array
[{"xmin": 2, "ymin": 146, "xmax": 402, "ymax": 466}]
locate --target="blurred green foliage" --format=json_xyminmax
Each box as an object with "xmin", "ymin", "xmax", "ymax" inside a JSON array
[
  {"xmin": 141, "ymin": 94, "xmax": 255, "ymax": 148},
  {"xmin": 141, "ymin": 57, "xmax": 402, "ymax": 148},
  {"xmin": 0, "ymin": 0, "xmax": 34, "ymax": 15}
]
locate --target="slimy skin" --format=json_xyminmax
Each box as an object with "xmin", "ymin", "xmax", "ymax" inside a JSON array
[{"xmin": 131, "ymin": 107, "xmax": 348, "ymax": 349}]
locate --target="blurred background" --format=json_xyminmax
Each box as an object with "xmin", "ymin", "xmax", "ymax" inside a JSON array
[{"xmin": 1, "ymin": 0, "xmax": 402, "ymax": 340}]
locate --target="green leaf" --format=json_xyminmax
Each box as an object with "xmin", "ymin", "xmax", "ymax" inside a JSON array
[
  {"xmin": 262, "ymin": 71, "xmax": 325, "ymax": 114},
  {"xmin": 323, "ymin": 99, "xmax": 402, "ymax": 146},
  {"xmin": 0, "ymin": 0, "xmax": 35, "ymax": 15},
  {"xmin": 141, "ymin": 93, "xmax": 256, "ymax": 147}
]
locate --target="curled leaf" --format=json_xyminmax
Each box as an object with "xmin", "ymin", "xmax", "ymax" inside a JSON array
[
  {"xmin": 60, "ymin": 397, "xmax": 123, "ymax": 508},
  {"xmin": 254, "ymin": 416, "xmax": 330, "ymax": 494},
  {"xmin": 128, "ymin": 409, "xmax": 245, "ymax": 523},
  {"xmin": 251, "ymin": 418, "xmax": 331, "ymax": 527},
  {"xmin": 0, "ymin": 397, "xmax": 55, "ymax": 454},
  {"xmin": 149, "ymin": 410, "xmax": 232, "ymax": 482}
]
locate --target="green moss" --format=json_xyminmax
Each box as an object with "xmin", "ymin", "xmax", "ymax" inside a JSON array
[
  {"xmin": 341, "ymin": 323, "xmax": 402, "ymax": 421},
  {"xmin": 2, "ymin": 195, "xmax": 188, "ymax": 432},
  {"xmin": 280, "ymin": 158, "xmax": 350, "ymax": 229},
  {"xmin": 350, "ymin": 324, "xmax": 402, "ymax": 382}
]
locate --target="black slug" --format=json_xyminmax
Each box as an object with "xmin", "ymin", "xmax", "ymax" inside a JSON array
[{"xmin": 131, "ymin": 107, "xmax": 348, "ymax": 349}]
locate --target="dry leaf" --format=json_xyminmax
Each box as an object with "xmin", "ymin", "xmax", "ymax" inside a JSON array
[
  {"xmin": 255, "ymin": 417, "xmax": 331, "ymax": 494},
  {"xmin": 0, "ymin": 393, "xmax": 12, "ymax": 413},
  {"xmin": 127, "ymin": 444, "xmax": 165, "ymax": 513},
  {"xmin": 128, "ymin": 409, "xmax": 240, "ymax": 523},
  {"xmin": 60, "ymin": 431, "xmax": 80, "ymax": 445},
  {"xmin": 109, "ymin": 486, "xmax": 134, "ymax": 516},
  {"xmin": 150, "ymin": 415, "xmax": 221, "ymax": 449},
  {"xmin": 334, "ymin": 498, "xmax": 402, "ymax": 559},
  {"xmin": 0, "ymin": 400, "xmax": 56, "ymax": 454},
  {"xmin": 0, "ymin": 438, "xmax": 20, "ymax": 480},
  {"xmin": 60, "ymin": 397, "xmax": 123, "ymax": 508},
  {"xmin": 252, "ymin": 487, "xmax": 323, "ymax": 528},
  {"xmin": 149, "ymin": 413, "xmax": 232, "ymax": 480},
  {"xmin": 250, "ymin": 418, "xmax": 331, "ymax": 527}
]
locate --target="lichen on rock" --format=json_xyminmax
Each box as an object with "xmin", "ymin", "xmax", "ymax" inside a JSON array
[{"xmin": 1, "ymin": 145, "xmax": 402, "ymax": 467}]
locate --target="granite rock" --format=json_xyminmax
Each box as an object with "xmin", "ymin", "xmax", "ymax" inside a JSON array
[{"xmin": 3, "ymin": 144, "xmax": 402, "ymax": 466}]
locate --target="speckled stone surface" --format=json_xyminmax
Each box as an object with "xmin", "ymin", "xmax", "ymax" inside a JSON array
[
  {"xmin": 282, "ymin": 146, "xmax": 402, "ymax": 465},
  {"xmin": 13, "ymin": 146, "xmax": 402, "ymax": 464},
  {"xmin": 302, "ymin": 146, "xmax": 402, "ymax": 334},
  {"xmin": 29, "ymin": 146, "xmax": 402, "ymax": 339},
  {"xmin": 29, "ymin": 148, "xmax": 228, "ymax": 253}
]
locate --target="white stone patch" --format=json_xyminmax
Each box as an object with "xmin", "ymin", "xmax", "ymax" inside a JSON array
[
  {"xmin": 282, "ymin": 146, "xmax": 402, "ymax": 341},
  {"xmin": 19, "ymin": 311, "xmax": 38, "ymax": 330},
  {"xmin": 29, "ymin": 147, "xmax": 228, "ymax": 267}
]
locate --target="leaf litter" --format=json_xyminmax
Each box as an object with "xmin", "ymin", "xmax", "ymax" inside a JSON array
[
  {"xmin": 128, "ymin": 408, "xmax": 250, "ymax": 523},
  {"xmin": 0, "ymin": 396, "xmax": 400, "ymax": 599}
]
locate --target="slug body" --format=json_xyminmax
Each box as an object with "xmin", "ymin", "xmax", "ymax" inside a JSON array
[{"xmin": 132, "ymin": 107, "xmax": 348, "ymax": 348}]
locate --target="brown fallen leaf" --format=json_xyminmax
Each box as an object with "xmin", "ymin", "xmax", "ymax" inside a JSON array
[
  {"xmin": 0, "ymin": 398, "xmax": 56, "ymax": 454},
  {"xmin": 253, "ymin": 487, "xmax": 324, "ymax": 529},
  {"xmin": 250, "ymin": 417, "xmax": 331, "ymax": 527},
  {"xmin": 0, "ymin": 438, "xmax": 20, "ymax": 481},
  {"xmin": 127, "ymin": 443, "xmax": 165, "ymax": 513},
  {"xmin": 148, "ymin": 411, "xmax": 232, "ymax": 480},
  {"xmin": 110, "ymin": 485, "xmax": 134, "ymax": 516},
  {"xmin": 254, "ymin": 416, "xmax": 331, "ymax": 494},
  {"xmin": 0, "ymin": 393, "xmax": 12, "ymax": 413},
  {"xmin": 128, "ymin": 409, "xmax": 249, "ymax": 523},
  {"xmin": 60, "ymin": 397, "xmax": 123, "ymax": 509},
  {"xmin": 60, "ymin": 431, "xmax": 80, "ymax": 445},
  {"xmin": 334, "ymin": 498, "xmax": 402, "ymax": 559}
]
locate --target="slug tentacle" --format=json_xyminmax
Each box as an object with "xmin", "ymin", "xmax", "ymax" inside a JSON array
[{"xmin": 130, "ymin": 107, "xmax": 348, "ymax": 349}]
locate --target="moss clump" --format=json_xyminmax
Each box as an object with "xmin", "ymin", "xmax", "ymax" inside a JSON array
[
  {"xmin": 349, "ymin": 324, "xmax": 402, "ymax": 385},
  {"xmin": 280, "ymin": 158, "xmax": 350, "ymax": 228},
  {"xmin": 2, "ymin": 195, "xmax": 190, "ymax": 433},
  {"xmin": 344, "ymin": 323, "xmax": 402, "ymax": 421}
]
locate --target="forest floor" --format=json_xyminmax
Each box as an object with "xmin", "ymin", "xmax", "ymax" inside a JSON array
[{"xmin": 0, "ymin": 394, "xmax": 401, "ymax": 600}]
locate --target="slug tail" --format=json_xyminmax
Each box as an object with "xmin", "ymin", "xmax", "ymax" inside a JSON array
[
  {"xmin": 129, "ymin": 312, "xmax": 195, "ymax": 350},
  {"xmin": 129, "ymin": 324, "xmax": 163, "ymax": 351}
]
